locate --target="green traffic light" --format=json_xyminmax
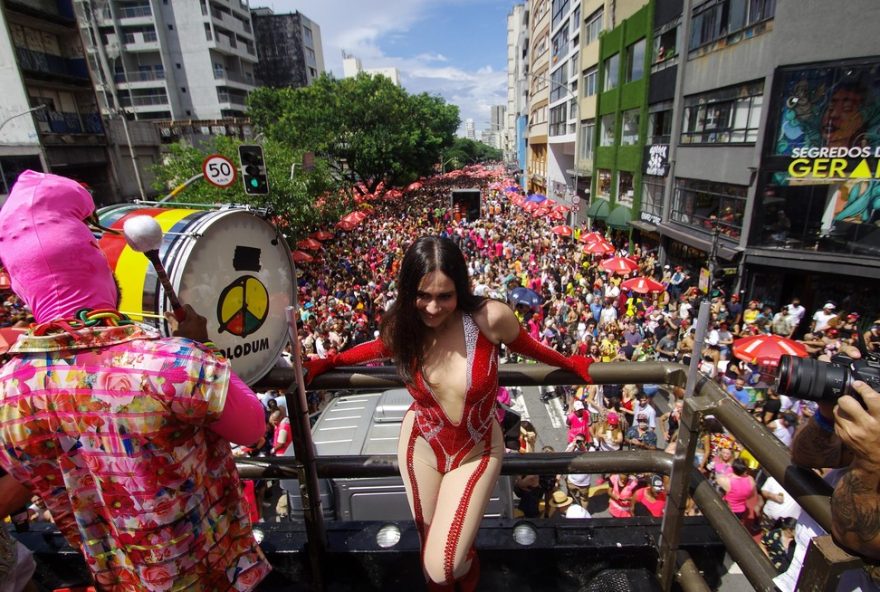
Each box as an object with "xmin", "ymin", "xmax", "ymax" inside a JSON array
[{"xmin": 250, "ymin": 179, "xmax": 258, "ymax": 187}]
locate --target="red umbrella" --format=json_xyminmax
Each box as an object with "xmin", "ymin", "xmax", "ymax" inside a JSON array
[
  {"xmin": 549, "ymin": 209, "xmax": 567, "ymax": 221},
  {"xmin": 599, "ymin": 256, "xmax": 638, "ymax": 275},
  {"xmin": 523, "ymin": 201, "xmax": 541, "ymax": 213},
  {"xmin": 621, "ymin": 276, "xmax": 666, "ymax": 294},
  {"xmin": 579, "ymin": 231, "xmax": 605, "ymax": 244},
  {"xmin": 732, "ymin": 335, "xmax": 809, "ymax": 368},
  {"xmin": 311, "ymin": 230, "xmax": 334, "ymax": 241},
  {"xmin": 336, "ymin": 220, "xmax": 356, "ymax": 231},
  {"xmin": 583, "ymin": 239, "xmax": 615, "ymax": 255},
  {"xmin": 406, "ymin": 181, "xmax": 423, "ymax": 192},
  {"xmin": 297, "ymin": 238, "xmax": 323, "ymax": 250},
  {"xmin": 551, "ymin": 225, "xmax": 573, "ymax": 237},
  {"xmin": 291, "ymin": 250, "xmax": 314, "ymax": 263}
]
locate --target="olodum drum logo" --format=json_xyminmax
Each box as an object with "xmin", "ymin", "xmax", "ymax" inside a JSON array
[{"xmin": 217, "ymin": 275, "xmax": 269, "ymax": 338}]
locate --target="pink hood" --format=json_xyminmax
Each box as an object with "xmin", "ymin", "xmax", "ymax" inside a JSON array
[{"xmin": 0, "ymin": 170, "xmax": 117, "ymax": 322}]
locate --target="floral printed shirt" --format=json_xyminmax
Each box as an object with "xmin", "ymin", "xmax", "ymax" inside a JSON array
[{"xmin": 0, "ymin": 324, "xmax": 270, "ymax": 591}]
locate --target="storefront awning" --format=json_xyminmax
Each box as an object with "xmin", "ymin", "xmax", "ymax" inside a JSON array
[
  {"xmin": 586, "ymin": 198, "xmax": 611, "ymax": 220},
  {"xmin": 606, "ymin": 205, "xmax": 633, "ymax": 229}
]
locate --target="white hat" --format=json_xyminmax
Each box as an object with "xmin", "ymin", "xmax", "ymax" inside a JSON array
[
  {"xmin": 824, "ymin": 302, "xmax": 835, "ymax": 310},
  {"xmin": 573, "ymin": 400, "xmax": 585, "ymax": 411}
]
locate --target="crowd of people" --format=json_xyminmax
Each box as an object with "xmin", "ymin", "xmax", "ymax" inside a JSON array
[
  {"xmin": 2, "ymin": 166, "xmax": 880, "ymax": 589},
  {"xmin": 286, "ymin": 165, "xmax": 880, "ymax": 577}
]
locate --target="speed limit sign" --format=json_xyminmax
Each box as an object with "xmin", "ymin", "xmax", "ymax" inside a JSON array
[{"xmin": 202, "ymin": 154, "xmax": 237, "ymax": 188}]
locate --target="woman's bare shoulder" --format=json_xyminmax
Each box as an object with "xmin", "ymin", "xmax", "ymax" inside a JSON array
[{"xmin": 472, "ymin": 298, "xmax": 520, "ymax": 344}]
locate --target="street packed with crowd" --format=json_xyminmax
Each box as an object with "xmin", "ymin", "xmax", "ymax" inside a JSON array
[{"xmin": 283, "ymin": 164, "xmax": 880, "ymax": 572}]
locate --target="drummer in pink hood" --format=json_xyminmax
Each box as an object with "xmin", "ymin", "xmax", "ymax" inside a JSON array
[{"xmin": 0, "ymin": 171, "xmax": 270, "ymax": 591}]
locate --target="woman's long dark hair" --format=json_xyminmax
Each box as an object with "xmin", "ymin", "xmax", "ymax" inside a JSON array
[{"xmin": 380, "ymin": 236, "xmax": 485, "ymax": 383}]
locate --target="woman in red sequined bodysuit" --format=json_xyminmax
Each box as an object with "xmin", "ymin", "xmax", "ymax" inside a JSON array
[{"xmin": 306, "ymin": 237, "xmax": 592, "ymax": 590}]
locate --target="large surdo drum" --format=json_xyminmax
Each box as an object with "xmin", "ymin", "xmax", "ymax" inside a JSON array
[{"xmin": 98, "ymin": 205, "xmax": 294, "ymax": 385}]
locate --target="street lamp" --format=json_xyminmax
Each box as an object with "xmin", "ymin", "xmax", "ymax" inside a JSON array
[{"xmin": 0, "ymin": 104, "xmax": 48, "ymax": 137}]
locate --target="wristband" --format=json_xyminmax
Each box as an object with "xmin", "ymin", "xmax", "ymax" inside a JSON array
[{"xmin": 814, "ymin": 412, "xmax": 835, "ymax": 433}]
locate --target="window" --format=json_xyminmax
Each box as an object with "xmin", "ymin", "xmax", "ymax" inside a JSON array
[
  {"xmin": 625, "ymin": 39, "xmax": 645, "ymax": 83},
  {"xmin": 597, "ymin": 169, "xmax": 613, "ymax": 198},
  {"xmin": 600, "ymin": 113, "xmax": 616, "ymax": 146},
  {"xmin": 571, "ymin": 6, "xmax": 580, "ymax": 36},
  {"xmin": 653, "ymin": 26, "xmax": 678, "ymax": 66},
  {"xmin": 550, "ymin": 65, "xmax": 567, "ymax": 102},
  {"xmin": 681, "ymin": 80, "xmax": 763, "ymax": 144},
  {"xmin": 303, "ymin": 26, "xmax": 313, "ymax": 45},
  {"xmin": 621, "ymin": 109, "xmax": 640, "ymax": 145},
  {"xmin": 204, "ymin": 23, "xmax": 212, "ymax": 40},
  {"xmin": 671, "ymin": 178, "xmax": 747, "ymax": 238},
  {"xmin": 551, "ymin": 0, "xmax": 569, "ymax": 29},
  {"xmin": 690, "ymin": 0, "xmax": 775, "ymax": 50},
  {"xmin": 641, "ymin": 177, "xmax": 665, "ymax": 224},
  {"xmin": 585, "ymin": 8, "xmax": 603, "ymax": 45},
  {"xmin": 549, "ymin": 104, "xmax": 567, "ymax": 136},
  {"xmin": 583, "ymin": 67, "xmax": 597, "ymax": 97},
  {"xmin": 168, "ymin": 24, "xmax": 174, "ymax": 30},
  {"xmin": 648, "ymin": 108, "xmax": 672, "ymax": 144},
  {"xmin": 603, "ymin": 54, "xmax": 619, "ymax": 91},
  {"xmin": 617, "ymin": 171, "xmax": 634, "ymax": 207},
  {"xmin": 551, "ymin": 23, "xmax": 569, "ymax": 62},
  {"xmin": 578, "ymin": 120, "xmax": 595, "ymax": 160}
]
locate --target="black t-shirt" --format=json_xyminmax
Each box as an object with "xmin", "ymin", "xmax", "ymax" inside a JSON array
[{"xmin": 763, "ymin": 398, "xmax": 781, "ymax": 423}]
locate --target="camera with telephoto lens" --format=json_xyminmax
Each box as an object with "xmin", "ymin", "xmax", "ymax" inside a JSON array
[{"xmin": 775, "ymin": 354, "xmax": 880, "ymax": 402}]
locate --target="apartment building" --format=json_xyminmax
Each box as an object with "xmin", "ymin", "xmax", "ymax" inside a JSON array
[
  {"xmin": 0, "ymin": 0, "xmax": 115, "ymax": 202},
  {"xmin": 77, "ymin": 0, "xmax": 258, "ymax": 121},
  {"xmin": 506, "ymin": 3, "xmax": 528, "ymax": 177},
  {"xmin": 545, "ymin": 0, "xmax": 581, "ymax": 207},
  {"xmin": 526, "ymin": 0, "xmax": 550, "ymax": 194},
  {"xmin": 251, "ymin": 8, "xmax": 323, "ymax": 89}
]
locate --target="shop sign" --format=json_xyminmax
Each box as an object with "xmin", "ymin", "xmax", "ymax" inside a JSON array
[
  {"xmin": 644, "ymin": 144, "xmax": 669, "ymax": 177},
  {"xmin": 787, "ymin": 151, "xmax": 880, "ymax": 181},
  {"xmin": 640, "ymin": 211, "xmax": 661, "ymax": 224},
  {"xmin": 699, "ymin": 267, "xmax": 710, "ymax": 294}
]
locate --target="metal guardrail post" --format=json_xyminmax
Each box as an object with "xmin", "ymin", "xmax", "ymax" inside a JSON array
[
  {"xmin": 796, "ymin": 534, "xmax": 862, "ymax": 591},
  {"xmin": 675, "ymin": 550, "xmax": 711, "ymax": 592},
  {"xmin": 283, "ymin": 307, "xmax": 326, "ymax": 591}
]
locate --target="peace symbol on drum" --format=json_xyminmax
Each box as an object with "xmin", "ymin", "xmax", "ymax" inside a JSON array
[{"xmin": 217, "ymin": 275, "xmax": 269, "ymax": 338}]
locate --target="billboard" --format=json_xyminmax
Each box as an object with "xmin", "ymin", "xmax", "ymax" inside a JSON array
[{"xmin": 773, "ymin": 60, "xmax": 880, "ymax": 157}]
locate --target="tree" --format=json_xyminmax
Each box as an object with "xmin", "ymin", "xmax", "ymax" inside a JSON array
[
  {"xmin": 151, "ymin": 136, "xmax": 345, "ymax": 238},
  {"xmin": 440, "ymin": 138, "xmax": 503, "ymax": 171},
  {"xmin": 248, "ymin": 73, "xmax": 459, "ymax": 194}
]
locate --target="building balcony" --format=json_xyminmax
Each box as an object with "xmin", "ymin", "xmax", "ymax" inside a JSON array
[
  {"xmin": 114, "ymin": 70, "xmax": 166, "ymax": 90},
  {"xmin": 35, "ymin": 110, "xmax": 104, "ymax": 136},
  {"xmin": 213, "ymin": 69, "xmax": 255, "ymax": 90},
  {"xmin": 211, "ymin": 9, "xmax": 252, "ymax": 38},
  {"xmin": 122, "ymin": 31, "xmax": 160, "ymax": 52},
  {"xmin": 16, "ymin": 47, "xmax": 90, "ymax": 83},
  {"xmin": 118, "ymin": 94, "xmax": 169, "ymax": 110},
  {"xmin": 5, "ymin": 0, "xmax": 75, "ymax": 24},
  {"xmin": 216, "ymin": 90, "xmax": 248, "ymax": 109}
]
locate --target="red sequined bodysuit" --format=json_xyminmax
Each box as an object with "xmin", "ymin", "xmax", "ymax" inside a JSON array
[{"xmin": 408, "ymin": 314, "xmax": 499, "ymax": 473}]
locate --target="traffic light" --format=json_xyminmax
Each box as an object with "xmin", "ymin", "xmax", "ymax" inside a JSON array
[{"xmin": 238, "ymin": 144, "xmax": 269, "ymax": 195}]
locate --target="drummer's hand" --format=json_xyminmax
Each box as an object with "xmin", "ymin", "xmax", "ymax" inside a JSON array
[{"xmin": 165, "ymin": 304, "xmax": 210, "ymax": 343}]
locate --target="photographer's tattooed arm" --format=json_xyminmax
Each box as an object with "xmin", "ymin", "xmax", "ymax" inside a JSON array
[
  {"xmin": 791, "ymin": 404, "xmax": 853, "ymax": 469},
  {"xmin": 829, "ymin": 382, "xmax": 880, "ymax": 559}
]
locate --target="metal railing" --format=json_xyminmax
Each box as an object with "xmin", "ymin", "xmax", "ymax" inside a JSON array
[{"xmin": 244, "ymin": 360, "xmax": 867, "ymax": 592}]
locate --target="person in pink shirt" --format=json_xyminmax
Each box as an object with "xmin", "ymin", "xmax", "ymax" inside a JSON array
[
  {"xmin": 718, "ymin": 459, "xmax": 757, "ymax": 521},
  {"xmin": 0, "ymin": 171, "xmax": 269, "ymax": 591},
  {"xmin": 271, "ymin": 410, "xmax": 293, "ymax": 456},
  {"xmin": 567, "ymin": 400, "xmax": 591, "ymax": 443}
]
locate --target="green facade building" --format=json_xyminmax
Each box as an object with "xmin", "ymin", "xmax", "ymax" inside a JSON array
[{"xmin": 588, "ymin": 2, "xmax": 653, "ymax": 237}]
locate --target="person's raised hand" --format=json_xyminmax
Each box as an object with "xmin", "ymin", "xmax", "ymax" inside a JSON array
[
  {"xmin": 569, "ymin": 354, "xmax": 594, "ymax": 384},
  {"xmin": 164, "ymin": 303, "xmax": 209, "ymax": 343},
  {"xmin": 303, "ymin": 356, "xmax": 336, "ymax": 386},
  {"xmin": 834, "ymin": 380, "xmax": 880, "ymax": 472}
]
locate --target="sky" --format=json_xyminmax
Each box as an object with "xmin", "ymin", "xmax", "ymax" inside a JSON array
[{"xmin": 259, "ymin": 0, "xmax": 513, "ymax": 136}]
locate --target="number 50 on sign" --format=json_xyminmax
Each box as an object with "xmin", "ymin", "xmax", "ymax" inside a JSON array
[{"xmin": 202, "ymin": 154, "xmax": 237, "ymax": 188}]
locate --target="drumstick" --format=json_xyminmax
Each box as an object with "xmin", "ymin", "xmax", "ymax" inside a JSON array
[{"xmin": 122, "ymin": 215, "xmax": 186, "ymax": 322}]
